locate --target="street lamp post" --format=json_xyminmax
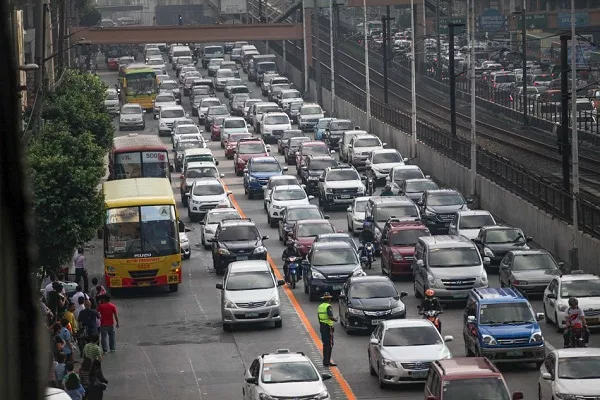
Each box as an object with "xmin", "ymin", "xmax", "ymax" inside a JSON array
[
  {"xmin": 513, "ymin": 2, "xmax": 528, "ymax": 125},
  {"xmin": 570, "ymin": 0, "xmax": 579, "ymax": 269},
  {"xmin": 329, "ymin": 0, "xmax": 336, "ymax": 116},
  {"xmin": 363, "ymin": 0, "xmax": 371, "ymax": 131}
]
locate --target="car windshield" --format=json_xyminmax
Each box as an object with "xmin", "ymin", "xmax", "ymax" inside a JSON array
[
  {"xmin": 290, "ymin": 138, "xmax": 311, "ymax": 146},
  {"xmin": 252, "ymin": 162, "xmax": 280, "ymax": 172},
  {"xmin": 193, "ymin": 184, "xmax": 224, "ymax": 196},
  {"xmin": 209, "ymin": 59, "xmax": 223, "ymax": 66},
  {"xmin": 258, "ymin": 106, "xmax": 279, "ymax": 114},
  {"xmin": 351, "ymin": 282, "xmax": 397, "ymax": 299},
  {"xmin": 207, "ymin": 211, "xmax": 240, "ymax": 224},
  {"xmin": 219, "ymin": 225, "xmax": 260, "ymax": 241},
  {"xmin": 274, "ymin": 189, "xmax": 305, "ymax": 201},
  {"xmin": 429, "ymin": 248, "xmax": 481, "ymax": 267},
  {"xmin": 354, "ymin": 200, "xmax": 368, "ymax": 212},
  {"xmin": 390, "ymin": 229, "xmax": 430, "ymax": 246},
  {"xmin": 479, "ymin": 303, "xmax": 535, "ymax": 325},
  {"xmin": 393, "ymin": 169, "xmax": 424, "ymax": 182},
  {"xmin": 228, "ymin": 134, "xmax": 252, "ymax": 142},
  {"xmin": 373, "ymin": 152, "xmax": 402, "ymax": 163},
  {"xmin": 382, "ymin": 326, "xmax": 442, "ymax": 346},
  {"xmin": 282, "ymin": 91, "xmax": 301, "ymax": 99},
  {"xmin": 485, "ymin": 229, "xmax": 525, "ymax": 244},
  {"xmin": 511, "ymin": 253, "xmax": 558, "ymax": 271},
  {"xmin": 317, "ymin": 119, "xmax": 331, "ymax": 128},
  {"xmin": 147, "ymin": 59, "xmax": 163, "ymax": 65},
  {"xmin": 224, "ymin": 119, "xmax": 246, "ymax": 128},
  {"xmin": 208, "ymin": 106, "xmax": 228, "ymax": 115},
  {"xmin": 558, "ymin": 357, "xmax": 600, "ymax": 379},
  {"xmin": 265, "ymin": 116, "xmax": 289, "ymax": 125},
  {"xmin": 405, "ymin": 180, "xmax": 438, "ymax": 193},
  {"xmin": 205, "ymin": 47, "xmax": 223, "ymax": 55},
  {"xmin": 269, "ymin": 178, "xmax": 297, "ymax": 188},
  {"xmin": 309, "ymin": 159, "xmax": 337, "ymax": 170},
  {"xmin": 327, "ymin": 170, "xmax": 358, "ymax": 181},
  {"xmin": 375, "ymin": 205, "xmax": 419, "ymax": 221},
  {"xmin": 302, "ymin": 106, "xmax": 322, "ymax": 115},
  {"xmin": 330, "ymin": 121, "xmax": 353, "ymax": 131},
  {"xmin": 560, "ymin": 279, "xmax": 600, "ymax": 298},
  {"xmin": 459, "ymin": 214, "xmax": 495, "ymax": 229},
  {"xmin": 161, "ymin": 109, "xmax": 184, "ymax": 118},
  {"xmin": 312, "ymin": 248, "xmax": 357, "ymax": 266},
  {"xmin": 232, "ymin": 94, "xmax": 250, "ymax": 102},
  {"xmin": 495, "ymin": 74, "xmax": 515, "ymax": 83},
  {"xmin": 428, "ymin": 193, "xmax": 464, "ymax": 206},
  {"xmin": 187, "ymin": 168, "xmax": 218, "ymax": 179},
  {"xmin": 177, "ymin": 141, "xmax": 201, "ymax": 151},
  {"xmin": 261, "ymin": 361, "xmax": 319, "ymax": 384},
  {"xmin": 217, "ymin": 70, "xmax": 234, "ymax": 78},
  {"xmin": 239, "ymin": 143, "xmax": 265, "ymax": 154},
  {"xmin": 441, "ymin": 378, "xmax": 510, "ymax": 400},
  {"xmin": 354, "ymin": 138, "xmax": 381, "ymax": 147},
  {"xmin": 106, "ymin": 93, "xmax": 118, "ymax": 100},
  {"xmin": 160, "ymin": 82, "xmax": 178, "ymax": 90},
  {"xmin": 287, "ymin": 208, "xmax": 322, "ymax": 222},
  {"xmin": 156, "ymin": 95, "xmax": 174, "ymax": 102},
  {"xmin": 297, "ymin": 223, "xmax": 334, "ymax": 237},
  {"xmin": 202, "ymin": 100, "xmax": 221, "ymax": 108},
  {"xmin": 121, "ymin": 106, "xmax": 141, "ymax": 114},
  {"xmin": 225, "ymin": 270, "xmax": 274, "ymax": 291},
  {"xmin": 177, "ymin": 126, "xmax": 199, "ymax": 134}
]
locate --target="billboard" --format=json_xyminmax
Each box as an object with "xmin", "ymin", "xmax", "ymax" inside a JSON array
[{"xmin": 221, "ymin": 0, "xmax": 247, "ymax": 14}]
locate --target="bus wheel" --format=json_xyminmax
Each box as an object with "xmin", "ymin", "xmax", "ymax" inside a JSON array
[{"xmin": 169, "ymin": 284, "xmax": 179, "ymax": 293}]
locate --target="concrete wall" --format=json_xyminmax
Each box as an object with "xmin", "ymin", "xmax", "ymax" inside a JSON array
[{"xmin": 258, "ymin": 40, "xmax": 600, "ymax": 273}]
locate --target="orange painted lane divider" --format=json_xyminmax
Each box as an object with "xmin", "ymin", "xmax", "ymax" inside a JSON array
[{"xmin": 222, "ymin": 181, "xmax": 357, "ymax": 400}]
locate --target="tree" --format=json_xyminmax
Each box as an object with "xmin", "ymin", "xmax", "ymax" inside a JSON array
[
  {"xmin": 27, "ymin": 121, "xmax": 105, "ymax": 271},
  {"xmin": 43, "ymin": 70, "xmax": 114, "ymax": 149},
  {"xmin": 76, "ymin": 0, "xmax": 102, "ymax": 27}
]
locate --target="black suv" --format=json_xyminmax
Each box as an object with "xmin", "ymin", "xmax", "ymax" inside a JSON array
[
  {"xmin": 210, "ymin": 218, "xmax": 269, "ymax": 275},
  {"xmin": 300, "ymin": 156, "xmax": 338, "ymax": 194},
  {"xmin": 418, "ymin": 189, "xmax": 472, "ymax": 235},
  {"xmin": 325, "ymin": 119, "xmax": 354, "ymax": 150},
  {"xmin": 473, "ymin": 225, "xmax": 532, "ymax": 267}
]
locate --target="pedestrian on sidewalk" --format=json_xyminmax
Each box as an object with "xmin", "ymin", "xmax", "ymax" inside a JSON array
[
  {"xmin": 79, "ymin": 357, "xmax": 108, "ymax": 400},
  {"xmin": 73, "ymin": 248, "xmax": 89, "ymax": 293},
  {"xmin": 78, "ymin": 300, "xmax": 100, "ymax": 337},
  {"xmin": 97, "ymin": 294, "xmax": 119, "ymax": 353},
  {"xmin": 60, "ymin": 318, "xmax": 75, "ymax": 363},
  {"xmin": 82, "ymin": 334, "xmax": 103, "ymax": 361}
]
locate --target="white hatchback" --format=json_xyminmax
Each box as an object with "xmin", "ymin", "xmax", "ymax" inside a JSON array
[
  {"xmin": 201, "ymin": 207, "xmax": 241, "ymax": 249},
  {"xmin": 185, "ymin": 178, "xmax": 232, "ymax": 222},
  {"xmin": 267, "ymin": 185, "xmax": 313, "ymax": 228},
  {"xmin": 539, "ymin": 348, "xmax": 600, "ymax": 400}
]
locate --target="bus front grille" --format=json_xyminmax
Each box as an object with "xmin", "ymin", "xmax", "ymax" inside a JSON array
[{"xmin": 129, "ymin": 269, "xmax": 159, "ymax": 279}]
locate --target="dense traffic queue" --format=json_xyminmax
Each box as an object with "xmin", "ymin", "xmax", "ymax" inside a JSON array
[{"xmin": 102, "ymin": 41, "xmax": 600, "ymax": 400}]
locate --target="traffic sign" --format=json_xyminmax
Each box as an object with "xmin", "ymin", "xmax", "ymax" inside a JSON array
[
  {"xmin": 557, "ymin": 11, "xmax": 589, "ymax": 29},
  {"xmin": 438, "ymin": 17, "xmax": 466, "ymax": 35},
  {"xmin": 516, "ymin": 14, "xmax": 548, "ymax": 30},
  {"xmin": 478, "ymin": 8, "xmax": 505, "ymax": 32}
]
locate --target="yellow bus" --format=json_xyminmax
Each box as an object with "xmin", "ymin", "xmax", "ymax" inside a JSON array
[
  {"xmin": 119, "ymin": 63, "xmax": 158, "ymax": 110},
  {"xmin": 102, "ymin": 178, "xmax": 182, "ymax": 292}
]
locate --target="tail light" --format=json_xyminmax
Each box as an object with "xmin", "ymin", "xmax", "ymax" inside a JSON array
[
  {"xmin": 493, "ymin": 83, "xmax": 497, "ymax": 88},
  {"xmin": 180, "ymin": 174, "xmax": 184, "ymax": 179}
]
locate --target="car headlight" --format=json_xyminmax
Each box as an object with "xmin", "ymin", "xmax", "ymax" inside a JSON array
[
  {"xmin": 391, "ymin": 303, "xmax": 405, "ymax": 314},
  {"xmin": 312, "ymin": 270, "xmax": 326, "ymax": 279},
  {"xmin": 483, "ymin": 247, "xmax": 494, "ymax": 257},
  {"xmin": 316, "ymin": 391, "xmax": 329, "ymax": 400},
  {"xmin": 427, "ymin": 274, "xmax": 436, "ymax": 286},
  {"xmin": 325, "ymin": 188, "xmax": 333, "ymax": 194},
  {"xmin": 522, "ymin": 244, "xmax": 530, "ymax": 250},
  {"xmin": 480, "ymin": 272, "xmax": 488, "ymax": 286},
  {"xmin": 530, "ymin": 331, "xmax": 544, "ymax": 343},
  {"xmin": 380, "ymin": 358, "xmax": 398, "ymax": 368},
  {"xmin": 482, "ymin": 335, "xmax": 497, "ymax": 345},
  {"xmin": 106, "ymin": 266, "xmax": 116, "ymax": 273},
  {"xmin": 191, "ymin": 199, "xmax": 201, "ymax": 205},
  {"xmin": 425, "ymin": 210, "xmax": 436, "ymax": 217},
  {"xmin": 217, "ymin": 248, "xmax": 230, "ymax": 255},
  {"xmin": 259, "ymin": 394, "xmax": 276, "ymax": 400},
  {"xmin": 253, "ymin": 246, "xmax": 267, "ymax": 254},
  {"xmin": 352, "ymin": 268, "xmax": 366, "ymax": 277},
  {"xmin": 224, "ymin": 299, "xmax": 237, "ymax": 309},
  {"xmin": 557, "ymin": 303, "xmax": 568, "ymax": 312},
  {"xmin": 392, "ymin": 253, "xmax": 404, "ymax": 261},
  {"xmin": 205, "ymin": 227, "xmax": 215, "ymax": 234},
  {"xmin": 265, "ymin": 296, "xmax": 279, "ymax": 306},
  {"xmin": 555, "ymin": 394, "xmax": 577, "ymax": 400},
  {"xmin": 347, "ymin": 308, "xmax": 363, "ymax": 315},
  {"xmin": 272, "ymin": 204, "xmax": 284, "ymax": 210},
  {"xmin": 159, "ymin": 122, "xmax": 166, "ymax": 127}
]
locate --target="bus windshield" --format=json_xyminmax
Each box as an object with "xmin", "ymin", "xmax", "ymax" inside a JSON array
[
  {"xmin": 126, "ymin": 72, "xmax": 157, "ymax": 96},
  {"xmin": 105, "ymin": 205, "xmax": 178, "ymax": 258},
  {"xmin": 114, "ymin": 151, "xmax": 170, "ymax": 179}
]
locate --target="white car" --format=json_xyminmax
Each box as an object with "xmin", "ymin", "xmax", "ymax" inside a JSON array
[
  {"xmin": 179, "ymin": 230, "xmax": 191, "ymax": 259},
  {"xmin": 260, "ymin": 112, "xmax": 291, "ymax": 142},
  {"xmin": 172, "ymin": 124, "xmax": 203, "ymax": 147},
  {"xmin": 251, "ymin": 102, "xmax": 280, "ymax": 133},
  {"xmin": 201, "ymin": 207, "xmax": 241, "ymax": 249},
  {"xmin": 267, "ymin": 185, "xmax": 313, "ymax": 228},
  {"xmin": 159, "ymin": 79, "xmax": 181, "ymax": 100},
  {"xmin": 339, "ymin": 130, "xmax": 369, "ymax": 163},
  {"xmin": 243, "ymin": 99, "xmax": 263, "ymax": 122},
  {"xmin": 158, "ymin": 105, "xmax": 187, "ymax": 136},
  {"xmin": 539, "ymin": 348, "xmax": 600, "ymax": 400},
  {"xmin": 243, "ymin": 349, "xmax": 331, "ymax": 400},
  {"xmin": 207, "ymin": 58, "xmax": 225, "ymax": 76},
  {"xmin": 277, "ymin": 89, "xmax": 302, "ymax": 107},
  {"xmin": 263, "ymin": 175, "xmax": 300, "ymax": 211},
  {"xmin": 448, "ymin": 210, "xmax": 497, "ymax": 240},
  {"xmin": 368, "ymin": 319, "xmax": 453, "ymax": 388},
  {"xmin": 223, "ymin": 78, "xmax": 244, "ymax": 98},
  {"xmin": 348, "ymin": 134, "xmax": 386, "ymax": 170},
  {"xmin": 214, "ymin": 69, "xmax": 235, "ymax": 91},
  {"xmin": 104, "ymin": 88, "xmax": 119, "ymax": 114},
  {"xmin": 153, "ymin": 92, "xmax": 178, "ymax": 117},
  {"xmin": 118, "ymin": 103, "xmax": 145, "ymax": 131},
  {"xmin": 146, "ymin": 56, "xmax": 166, "ymax": 74},
  {"xmin": 387, "ymin": 165, "xmax": 428, "ymax": 193},
  {"xmin": 198, "ymin": 97, "xmax": 221, "ymax": 125},
  {"xmin": 542, "ymin": 271, "xmax": 600, "ymax": 331},
  {"xmin": 366, "ymin": 149, "xmax": 408, "ymax": 181},
  {"xmin": 185, "ymin": 178, "xmax": 232, "ymax": 222},
  {"xmin": 346, "ymin": 196, "xmax": 372, "ymax": 234},
  {"xmin": 297, "ymin": 103, "xmax": 325, "ymax": 132}
]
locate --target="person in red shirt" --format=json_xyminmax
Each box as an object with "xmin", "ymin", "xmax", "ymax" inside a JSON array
[{"xmin": 97, "ymin": 294, "xmax": 119, "ymax": 354}]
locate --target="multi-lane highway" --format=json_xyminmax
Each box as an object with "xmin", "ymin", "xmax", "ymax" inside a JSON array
[{"xmin": 96, "ymin": 52, "xmax": 566, "ymax": 400}]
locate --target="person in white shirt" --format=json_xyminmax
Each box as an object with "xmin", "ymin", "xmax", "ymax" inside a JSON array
[
  {"xmin": 74, "ymin": 295, "xmax": 86, "ymax": 319},
  {"xmin": 44, "ymin": 274, "xmax": 65, "ymax": 299}
]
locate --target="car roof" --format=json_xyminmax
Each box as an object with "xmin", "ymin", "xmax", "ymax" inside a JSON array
[
  {"xmin": 419, "ymin": 235, "xmax": 475, "ymax": 247},
  {"xmin": 251, "ymin": 156, "xmax": 277, "ymax": 163},
  {"xmin": 302, "ymin": 141, "xmax": 327, "ymax": 146},
  {"xmin": 479, "ymin": 225, "xmax": 519, "ymax": 231},
  {"xmin": 273, "ymin": 184, "xmax": 303, "ymax": 191},
  {"xmin": 269, "ymin": 175, "xmax": 297, "ymax": 181},
  {"xmin": 311, "ymin": 241, "xmax": 354, "ymax": 250},
  {"xmin": 425, "ymin": 189, "xmax": 460, "ymax": 195},
  {"xmin": 262, "ymin": 351, "xmax": 311, "ymax": 364},
  {"xmin": 184, "ymin": 148, "xmax": 212, "ymax": 155},
  {"xmin": 186, "ymin": 161, "xmax": 217, "ymax": 169},
  {"xmin": 296, "ymin": 219, "xmax": 331, "ymax": 225},
  {"xmin": 456, "ymin": 210, "xmax": 492, "ymax": 217},
  {"xmin": 434, "ymin": 358, "xmax": 501, "ymax": 378},
  {"xmin": 193, "ymin": 178, "xmax": 222, "ymax": 186},
  {"xmin": 201, "ymin": 97, "xmax": 220, "ymax": 102},
  {"xmin": 316, "ymin": 233, "xmax": 352, "ymax": 240},
  {"xmin": 372, "ymin": 148, "xmax": 399, "ymax": 154},
  {"xmin": 386, "ymin": 220, "xmax": 428, "ymax": 231},
  {"xmin": 309, "ymin": 155, "xmax": 335, "ymax": 161},
  {"xmin": 264, "ymin": 112, "xmax": 288, "ymax": 117},
  {"xmin": 228, "ymin": 260, "xmax": 271, "ymax": 273},
  {"xmin": 381, "ymin": 318, "xmax": 433, "ymax": 329},
  {"xmin": 559, "ymin": 272, "xmax": 599, "ymax": 282},
  {"xmin": 354, "ymin": 196, "xmax": 373, "ymax": 203},
  {"xmin": 555, "ymin": 348, "xmax": 600, "ymax": 358},
  {"xmin": 224, "ymin": 117, "xmax": 245, "ymax": 121},
  {"xmin": 176, "ymin": 124, "xmax": 198, "ymax": 129},
  {"xmin": 368, "ymin": 196, "xmax": 415, "ymax": 206},
  {"xmin": 508, "ymin": 249, "xmax": 550, "ymax": 256},
  {"xmin": 122, "ymin": 103, "xmax": 142, "ymax": 109},
  {"xmin": 160, "ymin": 105, "xmax": 184, "ymax": 111},
  {"xmin": 470, "ymin": 288, "xmax": 528, "ymax": 304},
  {"xmin": 301, "ymin": 102, "xmax": 321, "ymax": 107},
  {"xmin": 220, "ymin": 218, "xmax": 256, "ymax": 227},
  {"xmin": 352, "ymin": 134, "xmax": 379, "ymax": 140},
  {"xmin": 286, "ymin": 204, "xmax": 320, "ymax": 211},
  {"xmin": 392, "ymin": 164, "xmax": 421, "ymax": 170},
  {"xmin": 207, "ymin": 207, "xmax": 238, "ymax": 215},
  {"xmin": 343, "ymin": 130, "xmax": 368, "ymax": 135}
]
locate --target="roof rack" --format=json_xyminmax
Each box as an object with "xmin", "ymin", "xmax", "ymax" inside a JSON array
[
  {"xmin": 570, "ymin": 270, "xmax": 585, "ymax": 274},
  {"xmin": 261, "ymin": 349, "xmax": 305, "ymax": 357},
  {"xmin": 221, "ymin": 218, "xmax": 252, "ymax": 223}
]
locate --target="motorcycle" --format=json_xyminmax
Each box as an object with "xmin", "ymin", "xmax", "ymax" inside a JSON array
[
  {"xmin": 565, "ymin": 324, "xmax": 586, "ymax": 348},
  {"xmin": 361, "ymin": 243, "xmax": 374, "ymax": 269},
  {"xmin": 365, "ymin": 176, "xmax": 375, "ymax": 196},
  {"xmin": 419, "ymin": 308, "xmax": 443, "ymax": 333},
  {"xmin": 286, "ymin": 256, "xmax": 301, "ymax": 289}
]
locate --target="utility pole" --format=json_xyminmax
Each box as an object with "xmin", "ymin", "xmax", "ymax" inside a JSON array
[
  {"xmin": 570, "ymin": 0, "xmax": 579, "ymax": 269},
  {"xmin": 386, "ymin": 5, "xmax": 392, "ymax": 66},
  {"xmin": 448, "ymin": 23, "xmax": 464, "ymax": 137},
  {"xmin": 381, "ymin": 11, "xmax": 394, "ymax": 104},
  {"xmin": 469, "ymin": 0, "xmax": 477, "ymax": 200},
  {"xmin": 258, "ymin": 0, "xmax": 263, "ymax": 22},
  {"xmin": 57, "ymin": 0, "xmax": 66, "ymax": 75},
  {"xmin": 363, "ymin": 0, "xmax": 371, "ymax": 131},
  {"xmin": 329, "ymin": 0, "xmax": 336, "ymax": 116},
  {"xmin": 302, "ymin": 3, "xmax": 309, "ymax": 95},
  {"xmin": 435, "ymin": 0, "xmax": 441, "ymax": 78},
  {"xmin": 520, "ymin": 1, "xmax": 528, "ymax": 125},
  {"xmin": 314, "ymin": 8, "xmax": 322, "ymax": 105},
  {"xmin": 33, "ymin": 0, "xmax": 48, "ymax": 134},
  {"xmin": 559, "ymin": 33, "xmax": 570, "ymax": 191},
  {"xmin": 410, "ymin": 0, "xmax": 417, "ymax": 159}
]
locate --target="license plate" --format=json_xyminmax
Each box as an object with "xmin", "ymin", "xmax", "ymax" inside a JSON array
[
  {"xmin": 245, "ymin": 312, "xmax": 259, "ymax": 318},
  {"xmin": 371, "ymin": 319, "xmax": 383, "ymax": 326},
  {"xmin": 340, "ymin": 195, "xmax": 350, "ymax": 199},
  {"xmin": 586, "ymin": 317, "xmax": 598, "ymax": 324},
  {"xmin": 110, "ymin": 278, "xmax": 122, "ymax": 287},
  {"xmin": 411, "ymin": 370, "xmax": 429, "ymax": 379},
  {"xmin": 444, "ymin": 222, "xmax": 451, "ymax": 227},
  {"xmin": 453, "ymin": 293, "xmax": 466, "ymax": 299},
  {"xmin": 332, "ymin": 285, "xmax": 343, "ymax": 290},
  {"xmin": 274, "ymin": 130, "xmax": 283, "ymax": 135},
  {"xmin": 237, "ymin": 256, "xmax": 249, "ymax": 261},
  {"xmin": 506, "ymin": 350, "xmax": 523, "ymax": 357},
  {"xmin": 168, "ymin": 274, "xmax": 179, "ymax": 283}
]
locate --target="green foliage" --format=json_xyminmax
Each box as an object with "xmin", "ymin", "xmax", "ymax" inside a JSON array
[
  {"xmin": 43, "ymin": 70, "xmax": 114, "ymax": 149},
  {"xmin": 27, "ymin": 122, "xmax": 105, "ymax": 271},
  {"xmin": 77, "ymin": 0, "xmax": 102, "ymax": 27}
]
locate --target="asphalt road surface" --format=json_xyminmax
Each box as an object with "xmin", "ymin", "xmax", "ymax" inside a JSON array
[{"xmin": 95, "ymin": 52, "xmax": 566, "ymax": 400}]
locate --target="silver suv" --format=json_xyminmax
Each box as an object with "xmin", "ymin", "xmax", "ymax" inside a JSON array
[
  {"xmin": 412, "ymin": 235, "xmax": 489, "ymax": 302},
  {"xmin": 318, "ymin": 165, "xmax": 365, "ymax": 211},
  {"xmin": 215, "ymin": 260, "xmax": 285, "ymax": 332}
]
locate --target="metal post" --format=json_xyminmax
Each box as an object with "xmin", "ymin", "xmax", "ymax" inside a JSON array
[
  {"xmin": 314, "ymin": 8, "xmax": 322, "ymax": 105},
  {"xmin": 57, "ymin": 0, "xmax": 65, "ymax": 75},
  {"xmin": 422, "ymin": 0, "xmax": 426, "ymax": 38},
  {"xmin": 436, "ymin": 0, "xmax": 441, "ymax": 78},
  {"xmin": 449, "ymin": 23, "xmax": 457, "ymax": 136},
  {"xmin": 283, "ymin": 40, "xmax": 287, "ymax": 74},
  {"xmin": 570, "ymin": 0, "xmax": 579, "ymax": 268},
  {"xmin": 560, "ymin": 34, "xmax": 570, "ymax": 191},
  {"xmin": 521, "ymin": 1, "xmax": 528, "ymax": 125},
  {"xmin": 329, "ymin": 0, "xmax": 336, "ymax": 116},
  {"xmin": 363, "ymin": 0, "xmax": 371, "ymax": 130},
  {"xmin": 469, "ymin": 0, "xmax": 477, "ymax": 199},
  {"xmin": 302, "ymin": 3, "xmax": 309, "ymax": 94},
  {"xmin": 386, "ymin": 5, "xmax": 392, "ymax": 66},
  {"xmin": 382, "ymin": 15, "xmax": 389, "ymax": 103},
  {"xmin": 33, "ymin": 0, "xmax": 47, "ymax": 133},
  {"xmin": 410, "ymin": 0, "xmax": 417, "ymax": 159},
  {"xmin": 259, "ymin": 0, "xmax": 263, "ymax": 21}
]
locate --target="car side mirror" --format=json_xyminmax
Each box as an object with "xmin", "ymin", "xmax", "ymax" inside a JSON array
[
  {"xmin": 403, "ymin": 158, "xmax": 409, "ymax": 162},
  {"xmin": 227, "ymin": 190, "xmax": 233, "ymax": 195},
  {"xmin": 369, "ymin": 338, "xmax": 379, "ymax": 345},
  {"xmin": 541, "ymin": 372, "xmax": 552, "ymax": 380},
  {"xmin": 526, "ymin": 236, "xmax": 533, "ymax": 242},
  {"xmin": 220, "ymin": 173, "xmax": 225, "ymax": 178},
  {"xmin": 467, "ymin": 315, "xmax": 476, "ymax": 324},
  {"xmin": 184, "ymin": 192, "xmax": 190, "ymax": 198},
  {"xmin": 382, "ymin": 142, "xmax": 387, "ymax": 147},
  {"xmin": 330, "ymin": 150, "xmax": 335, "ymax": 154},
  {"xmin": 243, "ymin": 168, "xmax": 248, "ymax": 173},
  {"xmin": 346, "ymin": 207, "xmax": 352, "ymax": 212},
  {"xmin": 262, "ymin": 235, "xmax": 269, "ymax": 240},
  {"xmin": 321, "ymin": 373, "xmax": 332, "ymax": 381},
  {"xmin": 425, "ymin": 175, "xmax": 431, "ymax": 179},
  {"xmin": 244, "ymin": 376, "xmax": 257, "ymax": 384},
  {"xmin": 142, "ymin": 110, "xmax": 146, "ymax": 113},
  {"xmin": 339, "ymin": 293, "xmax": 346, "ymax": 300},
  {"xmin": 154, "ymin": 114, "xmax": 159, "ymax": 119},
  {"xmin": 512, "ymin": 392, "xmax": 524, "ymax": 400},
  {"xmin": 178, "ymin": 221, "xmax": 185, "ymax": 232},
  {"xmin": 324, "ymin": 215, "xmax": 330, "ymax": 219},
  {"xmin": 416, "ymin": 259, "xmax": 424, "ymax": 268},
  {"xmin": 216, "ymin": 283, "xmax": 224, "ymax": 290},
  {"xmin": 282, "ymin": 166, "xmax": 288, "ymax": 171},
  {"xmin": 536, "ymin": 312, "xmax": 545, "ymax": 321},
  {"xmin": 466, "ymin": 198, "xmax": 474, "ymax": 204},
  {"xmin": 301, "ymin": 260, "xmax": 309, "ymax": 266},
  {"xmin": 319, "ymin": 177, "xmax": 324, "ymax": 182},
  {"xmin": 277, "ymin": 279, "xmax": 285, "ymax": 286},
  {"xmin": 444, "ymin": 335, "xmax": 454, "ymax": 342},
  {"xmin": 547, "ymin": 293, "xmax": 556, "ymax": 299},
  {"xmin": 483, "ymin": 257, "xmax": 491, "ymax": 266},
  {"xmin": 308, "ymin": 195, "xmax": 315, "ymax": 200},
  {"xmin": 400, "ymin": 291, "xmax": 408, "ymax": 298},
  {"xmin": 216, "ymin": 160, "xmax": 220, "ymax": 166}
]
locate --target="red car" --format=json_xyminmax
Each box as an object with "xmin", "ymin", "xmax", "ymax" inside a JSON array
[
  {"xmin": 107, "ymin": 58, "xmax": 119, "ymax": 71},
  {"xmin": 295, "ymin": 141, "xmax": 331, "ymax": 174},
  {"xmin": 210, "ymin": 117, "xmax": 226, "ymax": 141},
  {"xmin": 289, "ymin": 219, "xmax": 337, "ymax": 258},
  {"xmin": 234, "ymin": 138, "xmax": 269, "ymax": 176},
  {"xmin": 224, "ymin": 132, "xmax": 252, "ymax": 159},
  {"xmin": 380, "ymin": 220, "xmax": 431, "ymax": 277}
]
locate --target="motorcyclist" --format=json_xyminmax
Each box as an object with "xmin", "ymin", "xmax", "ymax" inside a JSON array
[
  {"xmin": 564, "ymin": 296, "xmax": 589, "ymax": 347},
  {"xmin": 281, "ymin": 240, "xmax": 301, "ymax": 284},
  {"xmin": 358, "ymin": 221, "xmax": 376, "ymax": 260},
  {"xmin": 381, "ymin": 184, "xmax": 394, "ymax": 196},
  {"xmin": 420, "ymin": 289, "xmax": 443, "ymax": 331}
]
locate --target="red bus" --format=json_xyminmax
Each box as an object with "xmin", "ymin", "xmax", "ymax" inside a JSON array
[{"xmin": 109, "ymin": 134, "xmax": 172, "ymax": 181}]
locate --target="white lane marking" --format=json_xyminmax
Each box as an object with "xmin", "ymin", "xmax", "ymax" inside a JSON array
[
  {"xmin": 187, "ymin": 354, "xmax": 205, "ymax": 400},
  {"xmin": 140, "ymin": 345, "xmax": 166, "ymax": 394}
]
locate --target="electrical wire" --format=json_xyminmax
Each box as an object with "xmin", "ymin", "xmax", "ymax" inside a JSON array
[{"xmin": 22, "ymin": 84, "xmax": 41, "ymax": 139}]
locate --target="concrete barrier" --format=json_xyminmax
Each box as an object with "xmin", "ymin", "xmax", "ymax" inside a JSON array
[{"xmin": 257, "ymin": 41, "xmax": 600, "ymax": 272}]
